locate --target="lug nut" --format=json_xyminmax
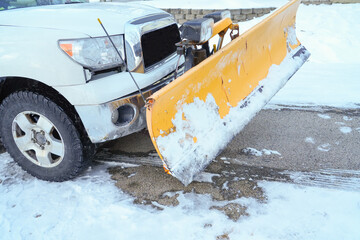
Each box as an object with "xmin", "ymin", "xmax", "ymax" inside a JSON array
[
  {"xmin": 31, "ymin": 138, "xmax": 36, "ymax": 143},
  {"xmin": 46, "ymin": 141, "xmax": 50, "ymax": 145},
  {"xmin": 40, "ymin": 130, "xmax": 45, "ymax": 135}
]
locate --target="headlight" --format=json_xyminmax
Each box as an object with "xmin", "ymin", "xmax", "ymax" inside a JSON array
[{"xmin": 59, "ymin": 35, "xmax": 125, "ymax": 71}]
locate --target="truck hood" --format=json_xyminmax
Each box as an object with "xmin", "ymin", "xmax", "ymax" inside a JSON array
[{"xmin": 0, "ymin": 2, "xmax": 167, "ymax": 37}]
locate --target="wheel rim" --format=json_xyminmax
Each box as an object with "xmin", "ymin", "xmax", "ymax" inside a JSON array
[{"xmin": 11, "ymin": 111, "xmax": 65, "ymax": 168}]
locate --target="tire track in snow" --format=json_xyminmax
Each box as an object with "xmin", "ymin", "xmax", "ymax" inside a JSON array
[{"xmin": 284, "ymin": 169, "xmax": 360, "ymax": 192}]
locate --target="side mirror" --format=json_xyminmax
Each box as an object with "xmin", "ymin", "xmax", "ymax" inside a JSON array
[{"xmin": 179, "ymin": 18, "xmax": 214, "ymax": 44}]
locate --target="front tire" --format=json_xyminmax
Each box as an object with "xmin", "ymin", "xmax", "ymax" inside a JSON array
[{"xmin": 0, "ymin": 91, "xmax": 90, "ymax": 181}]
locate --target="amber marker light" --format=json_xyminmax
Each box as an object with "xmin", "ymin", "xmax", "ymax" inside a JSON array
[{"xmin": 59, "ymin": 43, "xmax": 73, "ymax": 57}]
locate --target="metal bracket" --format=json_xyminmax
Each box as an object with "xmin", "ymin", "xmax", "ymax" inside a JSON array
[{"xmin": 230, "ymin": 24, "xmax": 240, "ymax": 40}]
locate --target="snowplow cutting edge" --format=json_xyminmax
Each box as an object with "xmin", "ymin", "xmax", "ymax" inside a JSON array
[{"xmin": 146, "ymin": 0, "xmax": 310, "ymax": 185}]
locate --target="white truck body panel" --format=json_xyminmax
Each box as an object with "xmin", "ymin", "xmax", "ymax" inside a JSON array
[
  {"xmin": 0, "ymin": 3, "xmax": 162, "ymax": 36},
  {"xmin": 54, "ymin": 54, "xmax": 180, "ymax": 105},
  {"xmin": 0, "ymin": 2, "xmax": 182, "ymax": 142},
  {"xmin": 0, "ymin": 26, "xmax": 87, "ymax": 86}
]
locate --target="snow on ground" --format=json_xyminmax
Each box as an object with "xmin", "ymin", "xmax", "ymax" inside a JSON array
[
  {"xmin": 239, "ymin": 181, "xmax": 360, "ymax": 239},
  {"xmin": 317, "ymin": 143, "xmax": 331, "ymax": 152},
  {"xmin": 1, "ymin": 153, "xmax": 360, "ymax": 240},
  {"xmin": 1, "ymin": 3, "xmax": 360, "ymax": 240},
  {"xmin": 339, "ymin": 126, "xmax": 352, "ymax": 134},
  {"xmin": 241, "ymin": 147, "xmax": 281, "ymax": 157},
  {"xmin": 318, "ymin": 114, "xmax": 331, "ymax": 119},
  {"xmin": 305, "ymin": 137, "xmax": 316, "ymax": 144},
  {"xmin": 267, "ymin": 4, "xmax": 360, "ymax": 108},
  {"xmin": 0, "ymin": 154, "xmax": 229, "ymax": 240}
]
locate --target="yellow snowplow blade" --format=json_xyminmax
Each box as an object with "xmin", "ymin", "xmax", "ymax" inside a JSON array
[{"xmin": 146, "ymin": 0, "xmax": 310, "ymax": 185}]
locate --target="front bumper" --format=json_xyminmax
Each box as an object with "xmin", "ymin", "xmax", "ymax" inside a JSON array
[{"xmin": 75, "ymin": 66, "xmax": 183, "ymax": 143}]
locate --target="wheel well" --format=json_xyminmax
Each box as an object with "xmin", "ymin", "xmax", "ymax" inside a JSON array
[{"xmin": 0, "ymin": 77, "xmax": 92, "ymax": 147}]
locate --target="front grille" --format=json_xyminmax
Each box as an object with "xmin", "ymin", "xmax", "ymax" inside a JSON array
[{"xmin": 141, "ymin": 24, "xmax": 180, "ymax": 69}]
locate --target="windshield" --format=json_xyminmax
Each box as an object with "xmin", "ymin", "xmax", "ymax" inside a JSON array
[{"xmin": 0, "ymin": 0, "xmax": 89, "ymax": 11}]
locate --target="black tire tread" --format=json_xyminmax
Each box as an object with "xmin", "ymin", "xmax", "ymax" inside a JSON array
[{"xmin": 0, "ymin": 91, "xmax": 91, "ymax": 181}]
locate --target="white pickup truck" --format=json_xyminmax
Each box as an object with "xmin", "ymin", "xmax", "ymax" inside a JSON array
[
  {"xmin": 0, "ymin": 0, "xmax": 184, "ymax": 180},
  {"xmin": 0, "ymin": 0, "xmax": 308, "ymax": 185}
]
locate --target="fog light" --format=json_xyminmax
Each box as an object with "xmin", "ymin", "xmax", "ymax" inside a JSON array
[{"xmin": 111, "ymin": 104, "xmax": 137, "ymax": 126}]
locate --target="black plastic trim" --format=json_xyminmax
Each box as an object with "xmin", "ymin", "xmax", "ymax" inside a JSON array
[{"xmin": 132, "ymin": 14, "xmax": 171, "ymax": 25}]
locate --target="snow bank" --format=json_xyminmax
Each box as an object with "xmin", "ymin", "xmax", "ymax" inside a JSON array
[{"xmin": 268, "ymin": 4, "xmax": 360, "ymax": 108}]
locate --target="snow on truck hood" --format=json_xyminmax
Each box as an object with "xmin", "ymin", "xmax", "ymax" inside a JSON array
[{"xmin": 0, "ymin": 3, "xmax": 166, "ymax": 37}]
